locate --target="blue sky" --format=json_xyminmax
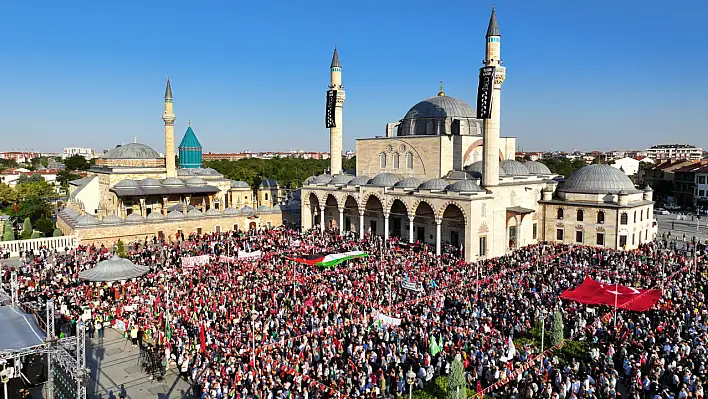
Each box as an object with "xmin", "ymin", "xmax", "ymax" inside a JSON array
[{"xmin": 1, "ymin": 0, "xmax": 706, "ymax": 153}]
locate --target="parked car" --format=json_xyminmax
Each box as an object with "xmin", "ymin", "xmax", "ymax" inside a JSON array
[{"xmin": 654, "ymin": 208, "xmax": 670, "ymax": 215}]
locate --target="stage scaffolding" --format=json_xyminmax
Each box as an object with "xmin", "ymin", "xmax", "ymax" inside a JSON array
[{"xmin": 0, "ymin": 273, "xmax": 87, "ymax": 399}]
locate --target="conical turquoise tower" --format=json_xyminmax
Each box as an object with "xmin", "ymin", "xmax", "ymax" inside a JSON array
[{"xmin": 178, "ymin": 121, "xmax": 202, "ymax": 169}]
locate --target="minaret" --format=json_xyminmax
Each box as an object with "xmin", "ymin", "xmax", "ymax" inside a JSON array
[
  {"xmin": 162, "ymin": 77, "xmax": 177, "ymax": 177},
  {"xmin": 481, "ymin": 6, "xmax": 505, "ymax": 187},
  {"xmin": 329, "ymin": 48, "xmax": 345, "ymax": 175}
]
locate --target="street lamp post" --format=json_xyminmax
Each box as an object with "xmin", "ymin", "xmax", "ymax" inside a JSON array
[
  {"xmin": 539, "ymin": 310, "xmax": 548, "ymax": 373},
  {"xmin": 407, "ymin": 369, "xmax": 417, "ymax": 399}
]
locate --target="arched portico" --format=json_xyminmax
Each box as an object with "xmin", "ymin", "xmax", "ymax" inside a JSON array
[
  {"xmin": 342, "ymin": 195, "xmax": 359, "ymax": 233},
  {"xmin": 440, "ymin": 202, "xmax": 466, "ymax": 257},
  {"xmin": 388, "ymin": 199, "xmax": 409, "ymax": 240},
  {"xmin": 412, "ymin": 200, "xmax": 437, "ymax": 251},
  {"xmin": 323, "ymin": 194, "xmax": 339, "ymax": 230},
  {"xmin": 362, "ymin": 194, "xmax": 385, "ymax": 236},
  {"xmin": 308, "ymin": 192, "xmax": 321, "ymax": 231}
]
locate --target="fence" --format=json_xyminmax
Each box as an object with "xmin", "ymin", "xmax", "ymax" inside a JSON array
[{"xmin": 0, "ymin": 235, "xmax": 77, "ymax": 257}]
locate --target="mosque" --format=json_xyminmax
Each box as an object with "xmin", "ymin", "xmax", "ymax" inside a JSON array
[
  {"xmin": 58, "ymin": 79, "xmax": 283, "ymax": 245},
  {"xmin": 301, "ymin": 8, "xmax": 655, "ymax": 261}
]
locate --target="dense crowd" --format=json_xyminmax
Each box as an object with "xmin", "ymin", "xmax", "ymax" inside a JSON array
[{"xmin": 1, "ymin": 228, "xmax": 706, "ymax": 399}]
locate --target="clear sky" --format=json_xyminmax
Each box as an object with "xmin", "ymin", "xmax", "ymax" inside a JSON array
[{"xmin": 1, "ymin": 0, "xmax": 706, "ymax": 154}]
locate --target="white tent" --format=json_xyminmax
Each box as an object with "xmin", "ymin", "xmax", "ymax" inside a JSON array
[{"xmin": 78, "ymin": 255, "xmax": 150, "ymax": 282}]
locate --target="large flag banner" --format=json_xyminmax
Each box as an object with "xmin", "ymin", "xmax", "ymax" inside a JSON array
[
  {"xmin": 401, "ymin": 280, "xmax": 424, "ymax": 292},
  {"xmin": 181, "ymin": 255, "xmax": 210, "ymax": 268},
  {"xmin": 372, "ymin": 311, "xmax": 401, "ymax": 326},
  {"xmin": 560, "ymin": 277, "xmax": 662, "ymax": 311},
  {"xmin": 288, "ymin": 251, "xmax": 368, "ymax": 267},
  {"xmin": 238, "ymin": 250, "xmax": 262, "ymax": 260}
]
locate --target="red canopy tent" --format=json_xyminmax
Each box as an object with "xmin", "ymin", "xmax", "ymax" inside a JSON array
[{"xmin": 560, "ymin": 277, "xmax": 662, "ymax": 311}]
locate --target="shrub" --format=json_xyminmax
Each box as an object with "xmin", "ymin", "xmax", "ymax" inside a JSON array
[
  {"xmin": 446, "ymin": 356, "xmax": 467, "ymax": 399},
  {"xmin": 30, "ymin": 230, "xmax": 41, "ymax": 239},
  {"xmin": 52, "ymin": 229, "xmax": 62, "ymax": 237},
  {"xmin": 116, "ymin": 239, "xmax": 127, "ymax": 258}
]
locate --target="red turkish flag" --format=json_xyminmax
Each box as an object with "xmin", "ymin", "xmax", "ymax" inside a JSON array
[
  {"xmin": 199, "ymin": 323, "xmax": 206, "ymax": 352},
  {"xmin": 560, "ymin": 277, "xmax": 662, "ymax": 311}
]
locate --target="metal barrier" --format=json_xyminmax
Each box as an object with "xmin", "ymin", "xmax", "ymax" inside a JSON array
[{"xmin": 0, "ymin": 236, "xmax": 77, "ymax": 257}]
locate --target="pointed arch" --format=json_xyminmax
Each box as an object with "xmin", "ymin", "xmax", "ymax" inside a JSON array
[
  {"xmin": 438, "ymin": 201, "xmax": 468, "ymax": 225},
  {"xmin": 386, "ymin": 196, "xmax": 410, "ymax": 214},
  {"xmin": 361, "ymin": 192, "xmax": 386, "ymax": 213},
  {"xmin": 411, "ymin": 199, "xmax": 438, "ymax": 217}
]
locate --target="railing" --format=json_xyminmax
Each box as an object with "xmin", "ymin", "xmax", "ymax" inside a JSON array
[{"xmin": 0, "ymin": 235, "xmax": 77, "ymax": 256}]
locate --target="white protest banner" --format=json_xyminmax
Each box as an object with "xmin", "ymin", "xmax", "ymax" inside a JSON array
[
  {"xmin": 181, "ymin": 255, "xmax": 210, "ymax": 268},
  {"xmin": 114, "ymin": 319, "xmax": 126, "ymax": 333},
  {"xmin": 401, "ymin": 280, "xmax": 424, "ymax": 292},
  {"xmin": 238, "ymin": 250, "xmax": 262, "ymax": 260},
  {"xmin": 219, "ymin": 255, "xmax": 235, "ymax": 263},
  {"xmin": 373, "ymin": 311, "xmax": 402, "ymax": 326}
]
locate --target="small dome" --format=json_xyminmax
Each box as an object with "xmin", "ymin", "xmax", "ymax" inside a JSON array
[
  {"xmin": 260, "ymin": 179, "xmax": 278, "ymax": 188},
  {"xmin": 231, "ymin": 180, "xmax": 250, "ymax": 189},
  {"xmin": 101, "ymin": 215, "xmax": 124, "ymax": 225},
  {"xmin": 618, "ymin": 189, "xmax": 629, "ymax": 195},
  {"xmin": 524, "ymin": 161, "xmax": 552, "ymax": 175},
  {"xmin": 257, "ymin": 205, "xmax": 271, "ymax": 212},
  {"xmin": 312, "ymin": 174, "xmax": 333, "ymax": 184},
  {"xmin": 201, "ymin": 168, "xmax": 221, "ymax": 176},
  {"xmin": 63, "ymin": 208, "xmax": 79, "ymax": 217},
  {"xmin": 114, "ymin": 179, "xmax": 139, "ymax": 189},
  {"xmin": 162, "ymin": 177, "xmax": 185, "ymax": 187},
  {"xmin": 447, "ymin": 180, "xmax": 484, "ymax": 193},
  {"xmin": 205, "ymin": 208, "xmax": 222, "ymax": 216},
  {"xmin": 560, "ymin": 164, "xmax": 638, "ymax": 194},
  {"xmin": 369, "ymin": 173, "xmax": 402, "ymax": 187},
  {"xmin": 464, "ymin": 161, "xmax": 483, "ymax": 179},
  {"xmin": 185, "ymin": 177, "xmax": 206, "ymax": 187},
  {"xmin": 445, "ymin": 170, "xmax": 475, "ymax": 180},
  {"xmin": 187, "ymin": 209, "xmax": 204, "ymax": 218},
  {"xmin": 348, "ymin": 175, "xmax": 371, "ymax": 186},
  {"xmin": 140, "ymin": 178, "xmax": 162, "ymax": 188},
  {"xmin": 147, "ymin": 212, "xmax": 165, "ymax": 221},
  {"xmin": 125, "ymin": 213, "xmax": 145, "ymax": 223},
  {"xmin": 419, "ymin": 178, "xmax": 449, "ymax": 191},
  {"xmin": 303, "ymin": 176, "xmax": 317, "ymax": 185},
  {"xmin": 167, "ymin": 210, "xmax": 185, "ymax": 219},
  {"xmin": 177, "ymin": 169, "xmax": 195, "ymax": 176},
  {"xmin": 395, "ymin": 177, "xmax": 423, "ymax": 189},
  {"xmin": 77, "ymin": 215, "xmax": 100, "ymax": 226},
  {"xmin": 223, "ymin": 207, "xmax": 239, "ymax": 215},
  {"xmin": 500, "ymin": 160, "xmax": 530, "ymax": 176},
  {"xmin": 272, "ymin": 204, "xmax": 282, "ymax": 211},
  {"xmin": 330, "ymin": 174, "xmax": 353, "ymax": 185},
  {"xmin": 102, "ymin": 143, "xmax": 161, "ymax": 160},
  {"xmin": 240, "ymin": 205, "xmax": 254, "ymax": 214}
]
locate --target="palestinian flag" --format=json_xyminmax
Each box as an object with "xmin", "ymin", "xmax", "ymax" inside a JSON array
[{"xmin": 287, "ymin": 251, "xmax": 368, "ymax": 267}]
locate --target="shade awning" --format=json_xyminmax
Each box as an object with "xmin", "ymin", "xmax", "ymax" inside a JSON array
[
  {"xmin": 78, "ymin": 255, "xmax": 150, "ymax": 282},
  {"xmin": 506, "ymin": 206, "xmax": 535, "ymax": 214}
]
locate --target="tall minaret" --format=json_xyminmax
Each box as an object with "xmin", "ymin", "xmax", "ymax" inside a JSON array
[
  {"xmin": 329, "ymin": 48, "xmax": 345, "ymax": 175},
  {"xmin": 162, "ymin": 77, "xmax": 177, "ymax": 178},
  {"xmin": 481, "ymin": 6, "xmax": 505, "ymax": 187}
]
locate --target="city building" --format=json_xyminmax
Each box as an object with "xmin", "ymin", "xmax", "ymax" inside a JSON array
[
  {"xmin": 639, "ymin": 160, "xmax": 697, "ymax": 204},
  {"xmin": 59, "ymin": 79, "xmax": 282, "ymax": 245},
  {"xmin": 0, "ymin": 168, "xmax": 63, "ymax": 191},
  {"xmin": 0, "ymin": 152, "xmax": 41, "ymax": 163},
  {"xmin": 610, "ymin": 156, "xmax": 654, "ymax": 177},
  {"xmin": 646, "ymin": 144, "xmax": 703, "ymax": 161},
  {"xmin": 300, "ymin": 8, "xmax": 653, "ymax": 261},
  {"xmin": 694, "ymin": 165, "xmax": 708, "ymax": 209},
  {"xmin": 673, "ymin": 161, "xmax": 708, "ymax": 208},
  {"xmin": 63, "ymin": 147, "xmax": 96, "ymax": 160}
]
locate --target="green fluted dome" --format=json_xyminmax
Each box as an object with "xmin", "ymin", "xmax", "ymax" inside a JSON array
[{"xmin": 179, "ymin": 126, "xmax": 203, "ymax": 169}]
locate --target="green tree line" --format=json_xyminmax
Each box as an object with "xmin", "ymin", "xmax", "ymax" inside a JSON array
[
  {"xmin": 0, "ymin": 174, "xmax": 59, "ymax": 240},
  {"xmin": 204, "ymin": 156, "xmax": 356, "ymax": 188}
]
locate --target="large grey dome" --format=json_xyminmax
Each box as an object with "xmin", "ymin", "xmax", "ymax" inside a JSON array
[
  {"xmin": 223, "ymin": 207, "xmax": 239, "ymax": 215},
  {"xmin": 403, "ymin": 96, "xmax": 476, "ymax": 120},
  {"xmin": 348, "ymin": 175, "xmax": 370, "ymax": 186},
  {"xmin": 395, "ymin": 177, "xmax": 423, "ymax": 189},
  {"xmin": 162, "ymin": 177, "xmax": 185, "ymax": 187},
  {"xmin": 231, "ymin": 180, "xmax": 250, "ymax": 189},
  {"xmin": 147, "ymin": 212, "xmax": 165, "ymax": 221},
  {"xmin": 125, "ymin": 213, "xmax": 145, "ymax": 223},
  {"xmin": 140, "ymin": 178, "xmax": 162, "ymax": 187},
  {"xmin": 103, "ymin": 143, "xmax": 161, "ymax": 160},
  {"xmin": 464, "ymin": 161, "xmax": 483, "ymax": 179},
  {"xmin": 419, "ymin": 178, "xmax": 449, "ymax": 191},
  {"xmin": 524, "ymin": 161, "xmax": 552, "ymax": 175},
  {"xmin": 185, "ymin": 177, "xmax": 206, "ymax": 187},
  {"xmin": 560, "ymin": 164, "xmax": 638, "ymax": 194},
  {"xmin": 312, "ymin": 174, "xmax": 333, "ymax": 185},
  {"xmin": 167, "ymin": 210, "xmax": 185, "ymax": 219},
  {"xmin": 77, "ymin": 215, "xmax": 100, "ymax": 226},
  {"xmin": 500, "ymin": 160, "xmax": 530, "ymax": 176},
  {"xmin": 447, "ymin": 180, "xmax": 484, "ymax": 193},
  {"xmin": 369, "ymin": 173, "xmax": 402, "ymax": 187},
  {"xmin": 115, "ymin": 179, "xmax": 139, "ymax": 189},
  {"xmin": 101, "ymin": 215, "xmax": 124, "ymax": 225},
  {"xmin": 445, "ymin": 170, "xmax": 475, "ymax": 180}
]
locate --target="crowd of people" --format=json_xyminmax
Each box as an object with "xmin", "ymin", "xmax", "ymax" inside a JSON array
[{"xmin": 1, "ymin": 227, "xmax": 707, "ymax": 399}]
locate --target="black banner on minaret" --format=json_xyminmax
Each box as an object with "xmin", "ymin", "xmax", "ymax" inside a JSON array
[
  {"xmin": 325, "ymin": 90, "xmax": 337, "ymax": 128},
  {"xmin": 476, "ymin": 66, "xmax": 496, "ymax": 119}
]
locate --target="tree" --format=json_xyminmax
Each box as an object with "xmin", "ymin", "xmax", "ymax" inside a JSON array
[
  {"xmin": 56, "ymin": 170, "xmax": 81, "ymax": 188},
  {"xmin": 3, "ymin": 223, "xmax": 15, "ymax": 241},
  {"xmin": 17, "ymin": 174, "xmax": 43, "ymax": 185},
  {"xmin": 21, "ymin": 217, "xmax": 33, "ymax": 239},
  {"xmin": 15, "ymin": 196, "xmax": 52, "ymax": 223},
  {"xmin": 116, "ymin": 240, "xmax": 127, "ymax": 258},
  {"xmin": 446, "ymin": 355, "xmax": 467, "ymax": 399},
  {"xmin": 15, "ymin": 178, "xmax": 55, "ymax": 199},
  {"xmin": 34, "ymin": 218, "xmax": 56, "ymax": 237},
  {"xmin": 551, "ymin": 310, "xmax": 564, "ymax": 347},
  {"xmin": 63, "ymin": 155, "xmax": 90, "ymax": 171},
  {"xmin": 52, "ymin": 228, "xmax": 62, "ymax": 237},
  {"xmin": 30, "ymin": 230, "xmax": 42, "ymax": 239},
  {"xmin": 0, "ymin": 183, "xmax": 17, "ymax": 207},
  {"xmin": 0, "ymin": 159, "xmax": 18, "ymax": 171}
]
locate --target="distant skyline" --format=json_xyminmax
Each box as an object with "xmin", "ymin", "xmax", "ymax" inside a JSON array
[{"xmin": 2, "ymin": 0, "xmax": 706, "ymax": 154}]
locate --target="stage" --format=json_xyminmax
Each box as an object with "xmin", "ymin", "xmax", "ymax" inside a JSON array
[{"xmin": 0, "ymin": 305, "xmax": 46, "ymax": 352}]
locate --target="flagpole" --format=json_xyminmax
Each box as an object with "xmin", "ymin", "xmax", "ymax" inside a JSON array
[{"xmin": 613, "ymin": 282, "xmax": 618, "ymax": 327}]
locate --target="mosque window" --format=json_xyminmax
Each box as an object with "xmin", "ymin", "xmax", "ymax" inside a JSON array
[
  {"xmin": 620, "ymin": 213, "xmax": 628, "ymax": 225},
  {"xmin": 633, "ymin": 211, "xmax": 637, "ymax": 223},
  {"xmin": 557, "ymin": 208, "xmax": 564, "ymax": 220},
  {"xmin": 406, "ymin": 152, "xmax": 413, "ymax": 169},
  {"xmin": 481, "ymin": 203, "xmax": 487, "ymax": 218},
  {"xmin": 576, "ymin": 209, "xmax": 584, "ymax": 222},
  {"xmin": 393, "ymin": 153, "xmax": 400, "ymax": 169},
  {"xmin": 380, "ymin": 153, "xmax": 387, "ymax": 168},
  {"xmin": 597, "ymin": 211, "xmax": 605, "ymax": 224},
  {"xmin": 426, "ymin": 121, "xmax": 434, "ymax": 135}
]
